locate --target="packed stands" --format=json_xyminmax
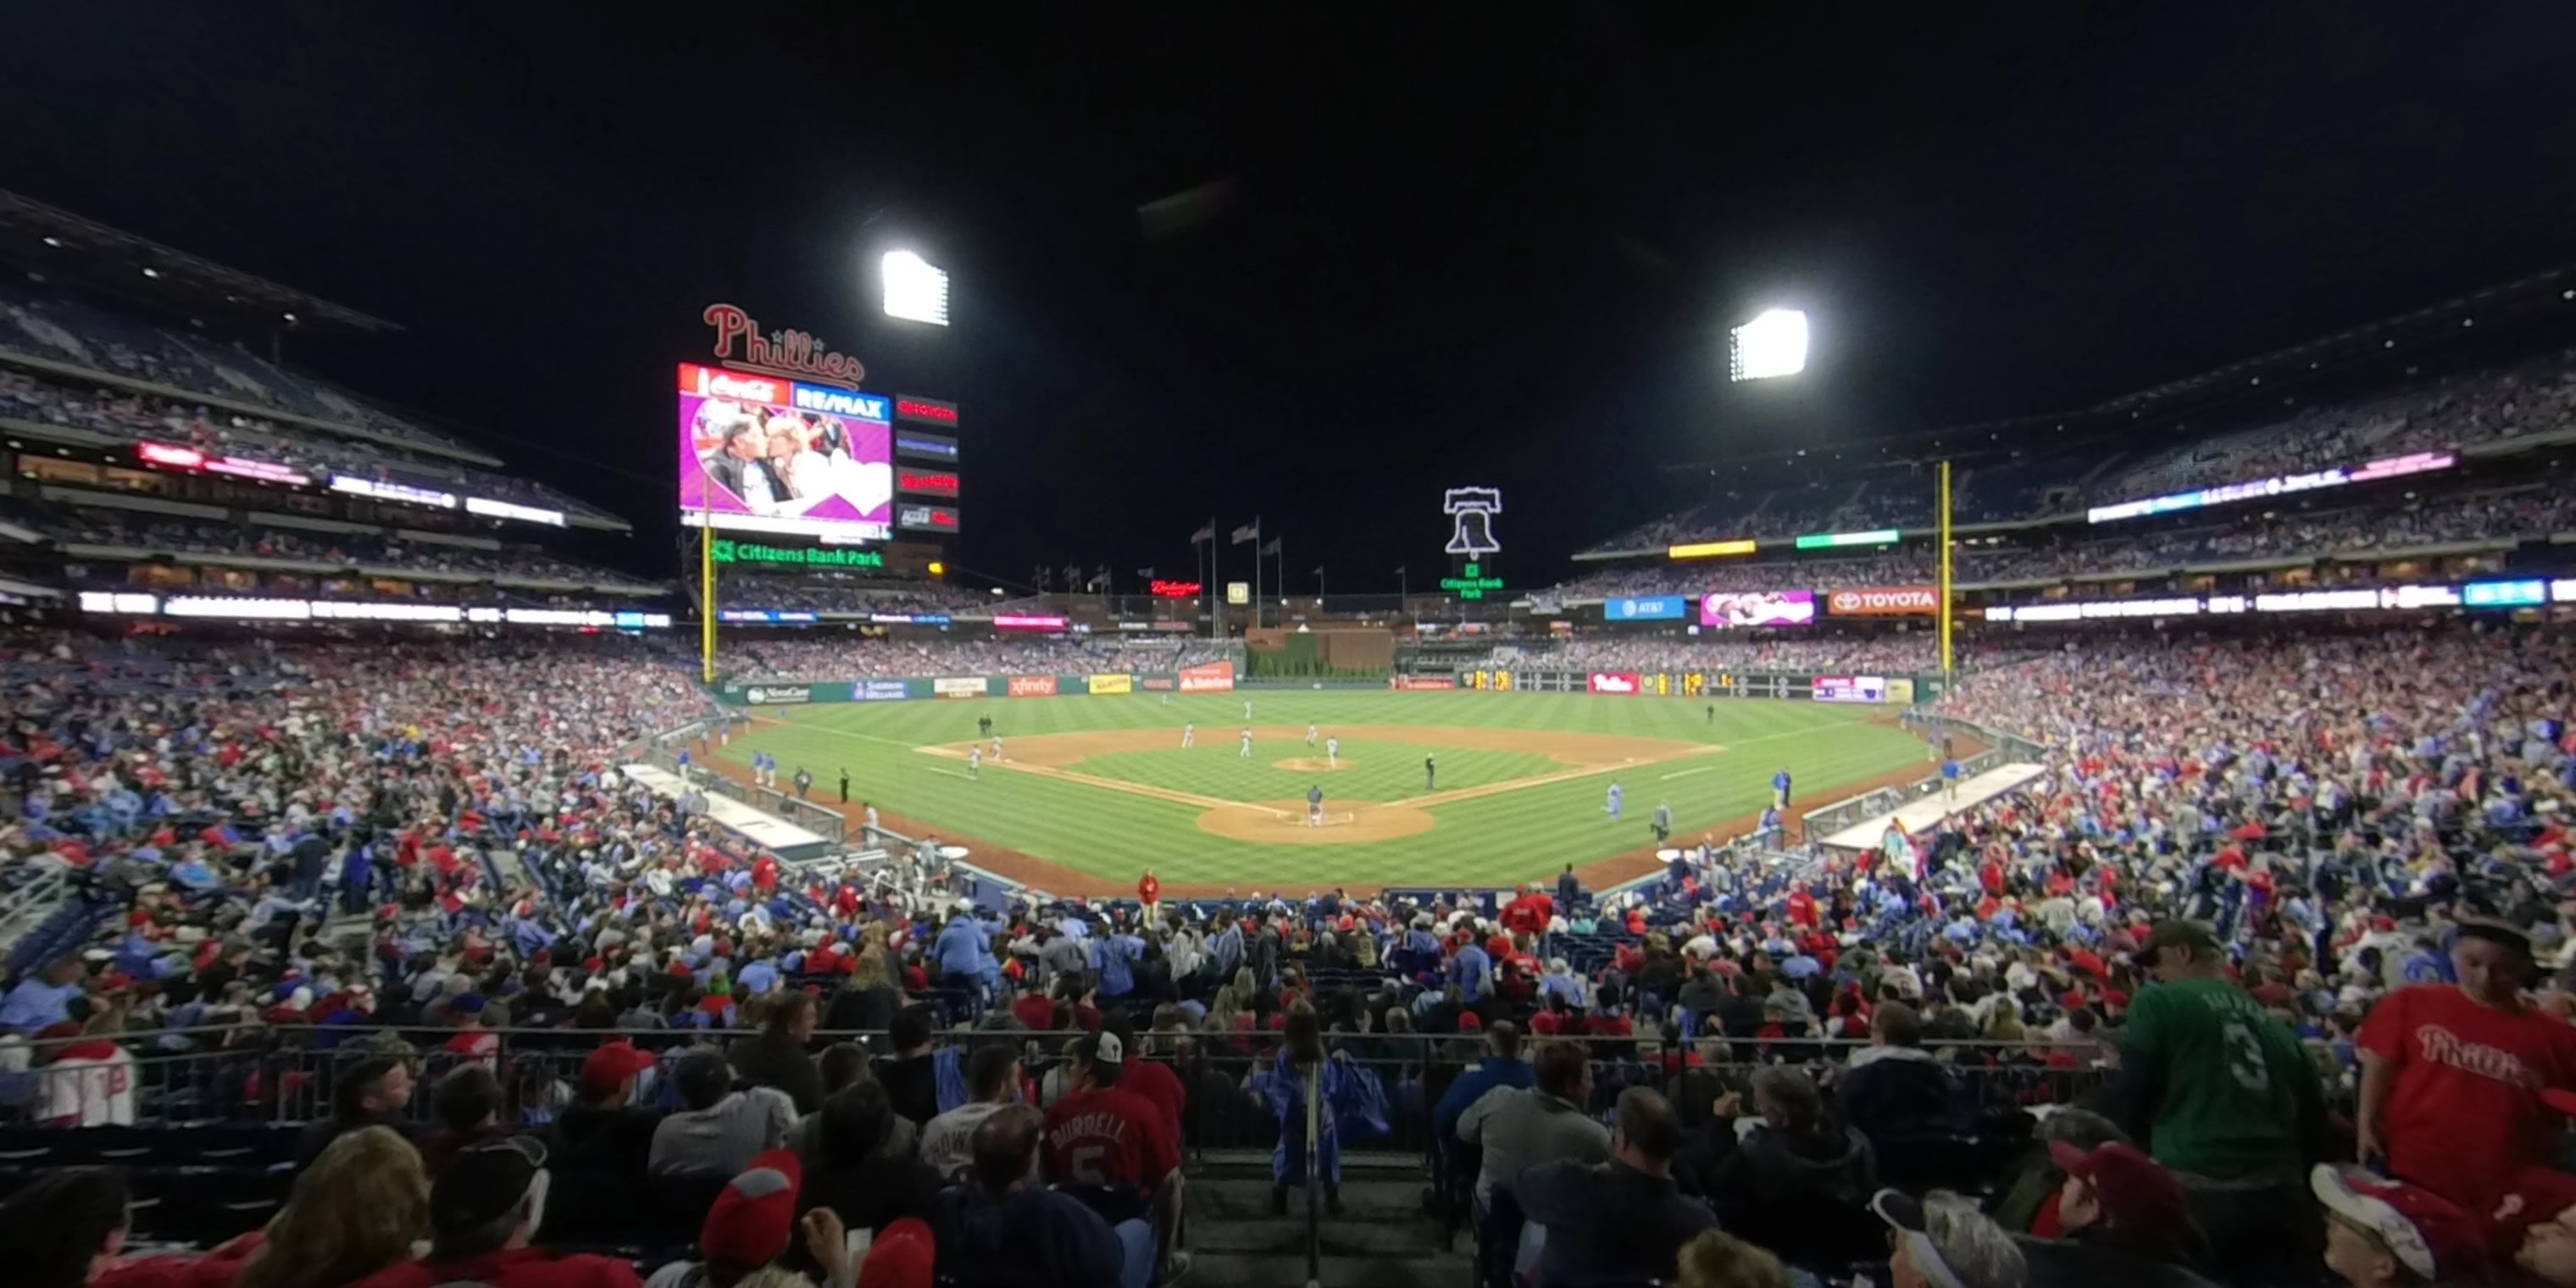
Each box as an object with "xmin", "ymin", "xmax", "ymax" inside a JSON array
[
  {"xmin": 729, "ymin": 636, "xmax": 1236, "ymax": 681},
  {"xmin": 3, "ymin": 614, "xmax": 2573, "ymax": 1288}
]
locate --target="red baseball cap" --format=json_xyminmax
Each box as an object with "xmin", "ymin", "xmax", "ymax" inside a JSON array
[
  {"xmin": 700, "ymin": 1149, "xmax": 803, "ymax": 1269},
  {"xmin": 858, "ymin": 1216, "xmax": 935, "ymax": 1288},
  {"xmin": 1456, "ymin": 1011, "xmax": 1483, "ymax": 1032},
  {"xmin": 578, "ymin": 1040, "xmax": 658, "ymax": 1096},
  {"xmin": 2485, "ymin": 1166, "xmax": 2576, "ymax": 1255},
  {"xmin": 2047, "ymin": 1141, "xmax": 2200, "ymax": 1251},
  {"xmin": 2312, "ymin": 1164, "xmax": 2487, "ymax": 1282}
]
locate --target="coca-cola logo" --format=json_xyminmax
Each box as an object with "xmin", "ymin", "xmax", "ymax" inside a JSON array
[{"xmin": 703, "ymin": 303, "xmax": 866, "ymax": 389}]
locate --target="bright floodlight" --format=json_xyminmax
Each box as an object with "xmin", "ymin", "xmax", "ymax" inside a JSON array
[
  {"xmin": 882, "ymin": 251, "xmax": 950, "ymax": 326},
  {"xmin": 1729, "ymin": 308, "xmax": 1808, "ymax": 381}
]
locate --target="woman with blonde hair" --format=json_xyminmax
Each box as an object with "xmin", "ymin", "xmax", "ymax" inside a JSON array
[
  {"xmin": 230, "ymin": 1125, "xmax": 430, "ymax": 1288},
  {"xmin": 1675, "ymin": 1230, "xmax": 1790, "ymax": 1288}
]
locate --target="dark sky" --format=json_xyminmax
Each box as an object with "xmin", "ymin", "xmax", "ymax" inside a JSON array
[{"xmin": 6, "ymin": 5, "xmax": 2576, "ymax": 591}]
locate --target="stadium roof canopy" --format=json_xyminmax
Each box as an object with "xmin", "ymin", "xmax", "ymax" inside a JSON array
[
  {"xmin": 1662, "ymin": 261, "xmax": 2576, "ymax": 474},
  {"xmin": 0, "ymin": 188, "xmax": 399, "ymax": 338}
]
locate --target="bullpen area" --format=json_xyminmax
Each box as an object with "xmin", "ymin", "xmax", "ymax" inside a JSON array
[{"xmin": 715, "ymin": 690, "xmax": 1930, "ymax": 896}]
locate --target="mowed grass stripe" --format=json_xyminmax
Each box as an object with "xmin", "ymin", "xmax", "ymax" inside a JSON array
[{"xmin": 722, "ymin": 691, "xmax": 1928, "ymax": 887}]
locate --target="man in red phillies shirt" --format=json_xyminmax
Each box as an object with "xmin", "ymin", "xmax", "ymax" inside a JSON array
[
  {"xmin": 1041, "ymin": 1029, "xmax": 1184, "ymax": 1274},
  {"xmin": 1137, "ymin": 869, "xmax": 1160, "ymax": 920},
  {"xmin": 1501, "ymin": 884, "xmax": 1553, "ymax": 937},
  {"xmin": 2357, "ymin": 916, "xmax": 2576, "ymax": 1211}
]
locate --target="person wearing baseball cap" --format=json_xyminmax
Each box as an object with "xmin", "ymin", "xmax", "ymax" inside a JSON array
[
  {"xmin": 347, "ymin": 1135, "xmax": 641, "ymax": 1288},
  {"xmin": 1871, "ymin": 1189, "xmax": 2029, "ymax": 1288},
  {"xmin": 2490, "ymin": 1164, "xmax": 2576, "ymax": 1286},
  {"xmin": 2311, "ymin": 1163, "xmax": 2488, "ymax": 1288},
  {"xmin": 2015, "ymin": 1141, "xmax": 2218, "ymax": 1288},
  {"xmin": 1039, "ymin": 1027, "xmax": 1185, "ymax": 1279},
  {"xmin": 2116, "ymin": 919, "xmax": 2327, "ymax": 1286},
  {"xmin": 638, "ymin": 1149, "xmax": 817, "ymax": 1288},
  {"xmin": 2357, "ymin": 914, "xmax": 2576, "ymax": 1213},
  {"xmin": 540, "ymin": 1041, "xmax": 663, "ymax": 1243}
]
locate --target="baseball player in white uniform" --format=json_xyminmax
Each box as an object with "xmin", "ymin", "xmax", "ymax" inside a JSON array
[
  {"xmin": 1244, "ymin": 699, "xmax": 1254, "ymax": 720},
  {"xmin": 988, "ymin": 736, "xmax": 1002, "ymax": 762},
  {"xmin": 1239, "ymin": 728, "xmax": 1252, "ymax": 758},
  {"xmin": 1182, "ymin": 722, "xmax": 1195, "ymax": 748},
  {"xmin": 1325, "ymin": 736, "xmax": 1340, "ymax": 769},
  {"xmin": 1307, "ymin": 723, "xmax": 1319, "ymax": 747},
  {"xmin": 967, "ymin": 747, "xmax": 982, "ymax": 778}
]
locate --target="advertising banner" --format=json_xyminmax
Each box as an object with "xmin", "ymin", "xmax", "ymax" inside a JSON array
[
  {"xmin": 1007, "ymin": 675, "xmax": 1058, "ymax": 697},
  {"xmin": 1700, "ymin": 590, "xmax": 1817, "ymax": 628},
  {"xmin": 857, "ymin": 680, "xmax": 911, "ymax": 702},
  {"xmin": 1141, "ymin": 677, "xmax": 1175, "ymax": 691},
  {"xmin": 1604, "ymin": 595, "xmax": 1689, "ymax": 622},
  {"xmin": 1813, "ymin": 675, "xmax": 1889, "ymax": 703},
  {"xmin": 1886, "ymin": 678, "xmax": 1916, "ymax": 705},
  {"xmin": 744, "ymin": 685, "xmax": 813, "ymax": 705},
  {"xmin": 676, "ymin": 363, "xmax": 894, "ymax": 542},
  {"xmin": 1179, "ymin": 659, "xmax": 1237, "ymax": 693},
  {"xmin": 1087, "ymin": 673, "xmax": 1134, "ymax": 696},
  {"xmin": 1587, "ymin": 671, "xmax": 1642, "ymax": 696},
  {"xmin": 1826, "ymin": 586, "xmax": 1939, "ymax": 616},
  {"xmin": 932, "ymin": 677, "xmax": 987, "ymax": 698},
  {"xmin": 1389, "ymin": 676, "xmax": 1457, "ymax": 691}
]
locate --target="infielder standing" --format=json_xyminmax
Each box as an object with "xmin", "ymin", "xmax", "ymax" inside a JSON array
[
  {"xmin": 1182, "ymin": 722, "xmax": 1195, "ymax": 748},
  {"xmin": 989, "ymin": 735, "xmax": 1002, "ymax": 762},
  {"xmin": 1424, "ymin": 754, "xmax": 1435, "ymax": 791},
  {"xmin": 1306, "ymin": 723, "xmax": 1319, "ymax": 747},
  {"xmin": 1244, "ymin": 698, "xmax": 1254, "ymax": 720},
  {"xmin": 1307, "ymin": 784, "xmax": 1324, "ymax": 826},
  {"xmin": 1239, "ymin": 727, "xmax": 1253, "ymax": 758},
  {"xmin": 968, "ymin": 747, "xmax": 982, "ymax": 778},
  {"xmin": 1326, "ymin": 736, "xmax": 1341, "ymax": 769},
  {"xmin": 1607, "ymin": 780, "xmax": 1624, "ymax": 822}
]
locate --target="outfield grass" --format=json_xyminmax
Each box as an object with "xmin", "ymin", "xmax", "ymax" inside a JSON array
[{"xmin": 716, "ymin": 690, "xmax": 1928, "ymax": 890}]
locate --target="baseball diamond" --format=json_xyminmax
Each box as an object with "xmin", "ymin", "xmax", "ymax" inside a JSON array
[{"xmin": 713, "ymin": 689, "xmax": 1933, "ymax": 896}]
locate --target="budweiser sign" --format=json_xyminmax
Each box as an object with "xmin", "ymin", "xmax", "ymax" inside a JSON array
[
  {"xmin": 702, "ymin": 303, "xmax": 867, "ymax": 389},
  {"xmin": 1827, "ymin": 586, "xmax": 1940, "ymax": 616}
]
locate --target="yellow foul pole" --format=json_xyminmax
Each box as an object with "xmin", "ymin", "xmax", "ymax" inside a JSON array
[
  {"xmin": 1936, "ymin": 459, "xmax": 1954, "ymax": 687},
  {"xmin": 699, "ymin": 519, "xmax": 717, "ymax": 685}
]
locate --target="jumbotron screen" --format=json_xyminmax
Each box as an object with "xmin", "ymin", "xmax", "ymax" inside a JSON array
[
  {"xmin": 677, "ymin": 363, "xmax": 895, "ymax": 541},
  {"xmin": 1700, "ymin": 590, "xmax": 1816, "ymax": 628}
]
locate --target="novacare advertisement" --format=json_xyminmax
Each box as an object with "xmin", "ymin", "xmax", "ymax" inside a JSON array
[
  {"xmin": 933, "ymin": 677, "xmax": 987, "ymax": 698},
  {"xmin": 1587, "ymin": 671, "xmax": 1641, "ymax": 695},
  {"xmin": 744, "ymin": 685, "xmax": 813, "ymax": 705},
  {"xmin": 1178, "ymin": 660, "xmax": 1236, "ymax": 693},
  {"xmin": 1087, "ymin": 674, "xmax": 1134, "ymax": 695},
  {"xmin": 1007, "ymin": 675, "xmax": 1058, "ymax": 697}
]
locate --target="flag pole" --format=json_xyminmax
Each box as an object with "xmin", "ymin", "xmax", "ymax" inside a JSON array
[
  {"xmin": 1251, "ymin": 517, "xmax": 1261, "ymax": 635},
  {"xmin": 1211, "ymin": 516, "xmax": 1223, "ymax": 640}
]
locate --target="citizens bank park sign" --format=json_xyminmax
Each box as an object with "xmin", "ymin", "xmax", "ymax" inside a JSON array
[{"xmin": 1826, "ymin": 586, "xmax": 1940, "ymax": 616}]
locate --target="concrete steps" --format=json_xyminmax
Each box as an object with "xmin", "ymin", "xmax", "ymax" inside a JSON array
[{"xmin": 1181, "ymin": 1171, "xmax": 1463, "ymax": 1288}]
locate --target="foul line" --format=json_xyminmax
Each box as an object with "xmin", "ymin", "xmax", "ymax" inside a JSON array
[
  {"xmin": 918, "ymin": 745, "xmax": 1257, "ymax": 813},
  {"xmin": 1659, "ymin": 765, "xmax": 1721, "ymax": 781}
]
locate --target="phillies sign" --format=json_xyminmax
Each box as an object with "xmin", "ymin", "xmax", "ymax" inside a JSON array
[
  {"xmin": 702, "ymin": 303, "xmax": 867, "ymax": 389},
  {"xmin": 1587, "ymin": 671, "xmax": 1641, "ymax": 695}
]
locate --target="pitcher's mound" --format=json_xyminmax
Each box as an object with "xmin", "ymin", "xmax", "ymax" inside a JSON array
[
  {"xmin": 1196, "ymin": 800, "xmax": 1434, "ymax": 845},
  {"xmin": 1273, "ymin": 757, "xmax": 1351, "ymax": 772}
]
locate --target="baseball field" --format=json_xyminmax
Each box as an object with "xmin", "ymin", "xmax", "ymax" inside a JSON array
[{"xmin": 711, "ymin": 691, "xmax": 1932, "ymax": 897}]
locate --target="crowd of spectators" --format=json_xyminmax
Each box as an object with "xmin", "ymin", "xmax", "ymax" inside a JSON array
[
  {"xmin": 34, "ymin": 505, "xmax": 651, "ymax": 588},
  {"xmin": 0, "ymin": 365, "xmax": 612, "ymax": 525},
  {"xmin": 1554, "ymin": 485, "xmax": 2576, "ymax": 602},
  {"xmin": 716, "ymin": 578, "xmax": 987, "ymax": 615},
  {"xmin": 730, "ymin": 638, "xmax": 1235, "ymax": 682},
  {"xmin": 1583, "ymin": 346, "xmax": 2576, "ymax": 553},
  {"xmin": 3, "ymin": 617, "xmax": 2576, "ymax": 1288}
]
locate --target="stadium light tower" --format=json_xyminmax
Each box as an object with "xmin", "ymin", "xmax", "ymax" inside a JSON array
[
  {"xmin": 881, "ymin": 250, "xmax": 950, "ymax": 326},
  {"xmin": 1728, "ymin": 308, "xmax": 1808, "ymax": 381}
]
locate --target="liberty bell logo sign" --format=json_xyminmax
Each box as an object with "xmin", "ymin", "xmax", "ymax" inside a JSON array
[{"xmin": 1444, "ymin": 487, "xmax": 1502, "ymax": 558}]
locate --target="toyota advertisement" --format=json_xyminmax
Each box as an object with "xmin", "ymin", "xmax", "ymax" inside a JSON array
[
  {"xmin": 1699, "ymin": 591, "xmax": 1816, "ymax": 629},
  {"xmin": 1587, "ymin": 671, "xmax": 1641, "ymax": 695},
  {"xmin": 677, "ymin": 363, "xmax": 894, "ymax": 542},
  {"xmin": 1825, "ymin": 586, "xmax": 1939, "ymax": 616}
]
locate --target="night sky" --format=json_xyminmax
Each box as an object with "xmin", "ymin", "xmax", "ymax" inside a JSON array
[{"xmin": 6, "ymin": 5, "xmax": 2576, "ymax": 591}]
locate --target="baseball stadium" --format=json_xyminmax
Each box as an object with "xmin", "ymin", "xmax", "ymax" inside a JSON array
[{"xmin": 11, "ymin": 13, "xmax": 2576, "ymax": 1288}]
